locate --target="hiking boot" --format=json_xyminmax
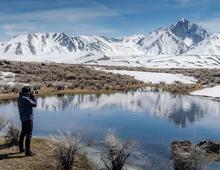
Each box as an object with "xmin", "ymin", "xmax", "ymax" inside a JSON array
[
  {"xmin": 25, "ymin": 151, "xmax": 35, "ymax": 157},
  {"xmin": 19, "ymin": 148, "xmax": 25, "ymax": 153}
]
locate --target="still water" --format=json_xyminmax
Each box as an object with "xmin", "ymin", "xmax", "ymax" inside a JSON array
[{"xmin": 0, "ymin": 89, "xmax": 220, "ymax": 169}]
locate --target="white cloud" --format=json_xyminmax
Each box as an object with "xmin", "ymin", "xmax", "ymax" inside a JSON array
[
  {"xmin": 0, "ymin": 5, "xmax": 120, "ymax": 38},
  {"xmin": 163, "ymin": 0, "xmax": 191, "ymax": 6},
  {"xmin": 175, "ymin": 0, "xmax": 191, "ymax": 4},
  {"xmin": 1, "ymin": 23, "xmax": 36, "ymax": 37},
  {"xmin": 0, "ymin": 5, "xmax": 119, "ymax": 23},
  {"xmin": 197, "ymin": 18, "xmax": 220, "ymax": 33}
]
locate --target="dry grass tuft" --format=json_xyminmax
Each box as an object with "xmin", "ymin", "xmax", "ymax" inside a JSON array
[
  {"xmin": 101, "ymin": 130, "xmax": 136, "ymax": 170},
  {"xmin": 4, "ymin": 121, "xmax": 20, "ymax": 146},
  {"xmin": 0, "ymin": 115, "xmax": 7, "ymax": 131},
  {"xmin": 51, "ymin": 131, "xmax": 81, "ymax": 170}
]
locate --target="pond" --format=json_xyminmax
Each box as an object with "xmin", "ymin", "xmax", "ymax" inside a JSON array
[{"xmin": 0, "ymin": 89, "xmax": 220, "ymax": 169}]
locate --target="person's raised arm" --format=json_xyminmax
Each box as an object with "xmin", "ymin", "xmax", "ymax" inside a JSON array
[
  {"xmin": 28, "ymin": 97, "xmax": 37, "ymax": 107},
  {"xmin": 23, "ymin": 95, "xmax": 37, "ymax": 107}
]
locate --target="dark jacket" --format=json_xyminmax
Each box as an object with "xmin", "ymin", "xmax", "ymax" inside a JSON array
[{"xmin": 17, "ymin": 93, "xmax": 37, "ymax": 122}]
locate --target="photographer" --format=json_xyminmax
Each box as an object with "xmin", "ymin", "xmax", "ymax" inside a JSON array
[{"xmin": 17, "ymin": 86, "xmax": 37, "ymax": 156}]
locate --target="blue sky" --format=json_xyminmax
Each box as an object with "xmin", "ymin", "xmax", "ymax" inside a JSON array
[{"xmin": 0, "ymin": 0, "xmax": 220, "ymax": 40}]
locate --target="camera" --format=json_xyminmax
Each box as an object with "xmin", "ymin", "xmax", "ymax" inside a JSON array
[
  {"xmin": 30, "ymin": 90, "xmax": 39, "ymax": 97},
  {"xmin": 34, "ymin": 90, "xmax": 39, "ymax": 94}
]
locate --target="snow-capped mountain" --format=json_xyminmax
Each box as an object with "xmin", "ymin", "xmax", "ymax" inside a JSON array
[
  {"xmin": 0, "ymin": 18, "xmax": 220, "ymax": 68},
  {"xmin": 0, "ymin": 33, "xmax": 113, "ymax": 56},
  {"xmin": 186, "ymin": 33, "xmax": 220, "ymax": 55},
  {"xmin": 137, "ymin": 28, "xmax": 188, "ymax": 55},
  {"xmin": 0, "ymin": 18, "xmax": 210, "ymax": 57},
  {"xmin": 0, "ymin": 33, "xmax": 73, "ymax": 56},
  {"xmin": 137, "ymin": 18, "xmax": 210, "ymax": 55},
  {"xmin": 0, "ymin": 32, "xmax": 145, "ymax": 57},
  {"xmin": 170, "ymin": 18, "xmax": 209, "ymax": 46}
]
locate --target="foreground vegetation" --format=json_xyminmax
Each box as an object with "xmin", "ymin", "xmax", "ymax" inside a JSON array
[
  {"xmin": 0, "ymin": 116, "xmax": 137, "ymax": 170},
  {"xmin": 0, "ymin": 117, "xmax": 91, "ymax": 170},
  {"xmin": 0, "ymin": 126, "xmax": 136, "ymax": 170},
  {"xmin": 0, "ymin": 137, "xmax": 91, "ymax": 170}
]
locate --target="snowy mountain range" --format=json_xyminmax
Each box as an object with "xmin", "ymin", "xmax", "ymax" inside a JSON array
[{"xmin": 0, "ymin": 18, "xmax": 220, "ymax": 68}]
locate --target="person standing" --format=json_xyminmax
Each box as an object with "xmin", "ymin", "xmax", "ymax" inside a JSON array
[{"xmin": 18, "ymin": 86, "xmax": 37, "ymax": 156}]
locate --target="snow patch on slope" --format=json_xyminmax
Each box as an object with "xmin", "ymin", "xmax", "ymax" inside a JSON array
[
  {"xmin": 184, "ymin": 37, "xmax": 193, "ymax": 46},
  {"xmin": 191, "ymin": 86, "xmax": 220, "ymax": 98},
  {"xmin": 0, "ymin": 72, "xmax": 15, "ymax": 85},
  {"xmin": 102, "ymin": 70, "xmax": 197, "ymax": 84}
]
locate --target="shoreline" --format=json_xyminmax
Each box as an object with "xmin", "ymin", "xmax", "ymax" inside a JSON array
[
  {"xmin": 1, "ymin": 83, "xmax": 219, "ymax": 101},
  {"xmin": 0, "ymin": 84, "xmax": 147, "ymax": 101}
]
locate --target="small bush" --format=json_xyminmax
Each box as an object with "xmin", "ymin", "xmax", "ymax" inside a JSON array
[
  {"xmin": 101, "ymin": 130, "xmax": 136, "ymax": 170},
  {"xmin": 53, "ymin": 83, "xmax": 65, "ymax": 90},
  {"xmin": 0, "ymin": 115, "xmax": 7, "ymax": 131},
  {"xmin": 66, "ymin": 74, "xmax": 76, "ymax": 80},
  {"xmin": 31, "ymin": 82, "xmax": 42, "ymax": 91},
  {"xmin": 4, "ymin": 121, "xmax": 20, "ymax": 146},
  {"xmin": 51, "ymin": 131, "xmax": 81, "ymax": 170},
  {"xmin": 11, "ymin": 83, "xmax": 23, "ymax": 93}
]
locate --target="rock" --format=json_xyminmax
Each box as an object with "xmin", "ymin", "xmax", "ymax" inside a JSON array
[
  {"xmin": 170, "ymin": 140, "xmax": 220, "ymax": 170},
  {"xmin": 171, "ymin": 141, "xmax": 196, "ymax": 170},
  {"xmin": 196, "ymin": 140, "xmax": 220, "ymax": 154},
  {"xmin": 171, "ymin": 140, "xmax": 192, "ymax": 155}
]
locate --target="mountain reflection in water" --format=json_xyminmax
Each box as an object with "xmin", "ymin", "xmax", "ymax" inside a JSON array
[{"xmin": 33, "ymin": 89, "xmax": 220, "ymax": 127}]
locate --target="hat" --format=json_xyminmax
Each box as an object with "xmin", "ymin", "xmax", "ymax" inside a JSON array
[{"xmin": 21, "ymin": 86, "xmax": 31, "ymax": 94}]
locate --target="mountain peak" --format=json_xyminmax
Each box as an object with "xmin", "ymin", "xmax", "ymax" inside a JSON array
[
  {"xmin": 180, "ymin": 18, "xmax": 190, "ymax": 23},
  {"xmin": 170, "ymin": 18, "xmax": 210, "ymax": 45},
  {"xmin": 172, "ymin": 18, "xmax": 192, "ymax": 30}
]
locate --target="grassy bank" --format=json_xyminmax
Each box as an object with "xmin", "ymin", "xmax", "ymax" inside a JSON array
[
  {"xmin": 0, "ymin": 137, "xmax": 91, "ymax": 170},
  {"xmin": 0, "ymin": 60, "xmax": 147, "ymax": 100},
  {"xmin": 0, "ymin": 60, "xmax": 217, "ymax": 100}
]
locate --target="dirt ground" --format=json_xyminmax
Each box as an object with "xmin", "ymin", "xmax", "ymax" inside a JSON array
[{"xmin": 0, "ymin": 137, "xmax": 91, "ymax": 170}]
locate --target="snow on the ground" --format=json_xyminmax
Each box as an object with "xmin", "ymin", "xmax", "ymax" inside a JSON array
[
  {"xmin": 102, "ymin": 69, "xmax": 197, "ymax": 84},
  {"xmin": 1, "ymin": 53, "xmax": 220, "ymax": 69},
  {"xmin": 0, "ymin": 72, "xmax": 16, "ymax": 85},
  {"xmin": 191, "ymin": 86, "xmax": 220, "ymax": 98}
]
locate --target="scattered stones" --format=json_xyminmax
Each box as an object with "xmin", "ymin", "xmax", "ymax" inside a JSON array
[
  {"xmin": 170, "ymin": 140, "xmax": 220, "ymax": 170},
  {"xmin": 196, "ymin": 140, "xmax": 220, "ymax": 154}
]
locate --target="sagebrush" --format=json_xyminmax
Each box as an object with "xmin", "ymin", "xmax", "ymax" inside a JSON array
[
  {"xmin": 101, "ymin": 130, "xmax": 136, "ymax": 170},
  {"xmin": 51, "ymin": 131, "xmax": 81, "ymax": 170},
  {"xmin": 4, "ymin": 121, "xmax": 20, "ymax": 146}
]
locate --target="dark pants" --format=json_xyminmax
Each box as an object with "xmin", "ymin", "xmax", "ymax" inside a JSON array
[{"xmin": 19, "ymin": 120, "xmax": 33, "ymax": 153}]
